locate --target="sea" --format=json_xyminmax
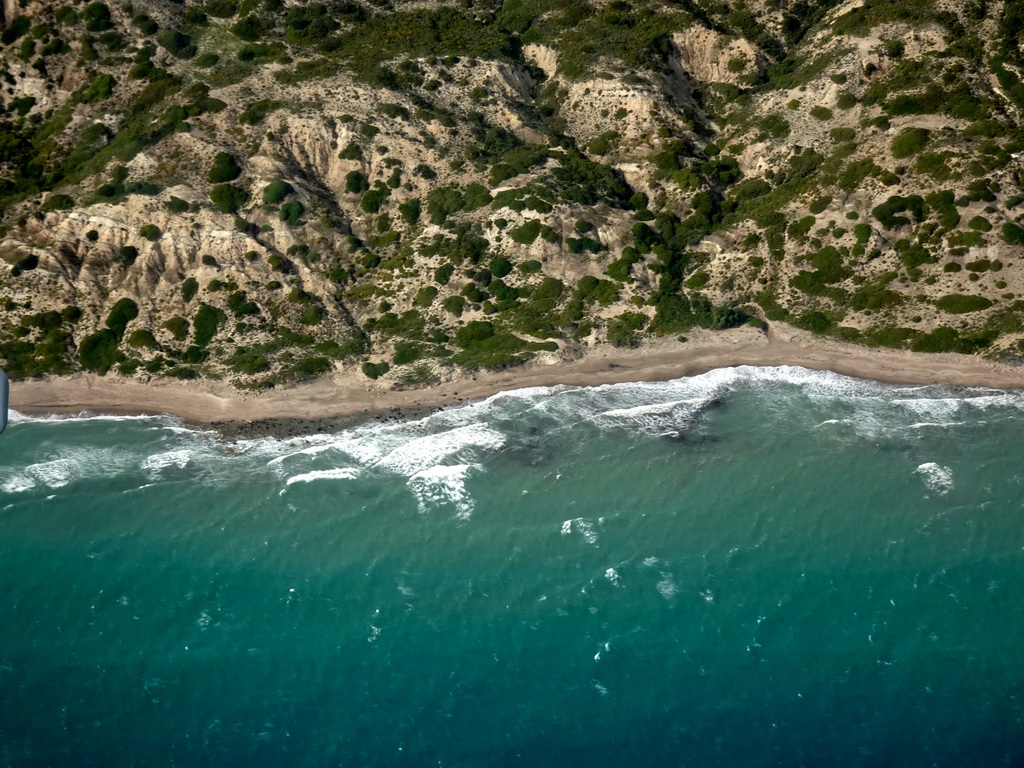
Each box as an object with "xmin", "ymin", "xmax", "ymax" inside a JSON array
[{"xmin": 1, "ymin": 365, "xmax": 1023, "ymax": 767}]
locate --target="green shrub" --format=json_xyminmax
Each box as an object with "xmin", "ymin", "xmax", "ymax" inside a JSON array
[
  {"xmin": 519, "ymin": 259, "xmax": 542, "ymax": 274},
  {"xmin": 279, "ymin": 200, "xmax": 305, "ymax": 226},
  {"xmin": 443, "ymin": 295, "xmax": 466, "ymax": 316},
  {"xmin": 262, "ymin": 180, "xmax": 294, "ymax": 203},
  {"xmin": 360, "ymin": 188, "xmax": 388, "ymax": 213},
  {"xmin": 209, "ymin": 184, "xmax": 249, "ymax": 213},
  {"xmin": 193, "ymin": 303, "xmax": 225, "ymax": 346},
  {"xmin": 392, "ymin": 342, "xmax": 423, "ymax": 366},
  {"xmin": 194, "ymin": 52, "xmax": 219, "ymax": 68},
  {"xmin": 181, "ymin": 277, "xmax": 199, "ymax": 303},
  {"xmin": 162, "ymin": 316, "xmax": 189, "ymax": 340},
  {"xmin": 126, "ymin": 329, "xmax": 157, "ymax": 349},
  {"xmin": 830, "ymin": 127, "xmax": 856, "ymax": 142},
  {"xmin": 106, "ymin": 298, "xmax": 139, "ymax": 340},
  {"xmin": 968, "ymin": 215, "xmax": 992, "ymax": 232},
  {"xmin": 606, "ymin": 312, "xmax": 647, "ymax": 347},
  {"xmin": 1003, "ymin": 223, "xmax": 1024, "ymax": 245},
  {"xmin": 399, "ymin": 198, "xmax": 421, "ymax": 224},
  {"xmin": 891, "ymin": 128, "xmax": 929, "ymax": 158},
  {"xmin": 78, "ymin": 329, "xmax": 121, "ymax": 373},
  {"xmin": 299, "ymin": 304, "xmax": 322, "ymax": 325},
  {"xmin": 344, "ymin": 172, "xmax": 370, "ymax": 196},
  {"xmin": 165, "ymin": 196, "xmax": 190, "ymax": 213},
  {"xmin": 156, "ymin": 30, "xmax": 196, "ymax": 59},
  {"xmin": 139, "ymin": 224, "xmax": 161, "ymax": 241},
  {"xmin": 810, "ymin": 105, "xmax": 833, "ymax": 120},
  {"xmin": 239, "ymin": 99, "xmax": 283, "ymax": 125},
  {"xmin": 117, "ymin": 246, "xmax": 139, "ymax": 266},
  {"xmin": 509, "ymin": 220, "xmax": 542, "ymax": 244},
  {"xmin": 362, "ymin": 361, "xmax": 390, "ymax": 379},
  {"xmin": 208, "ymin": 152, "xmax": 242, "ymax": 183},
  {"xmin": 339, "ymin": 142, "xmax": 363, "ymax": 160},
  {"xmin": 489, "ymin": 256, "xmax": 513, "ymax": 278},
  {"xmin": 809, "ymin": 195, "xmax": 832, "ymax": 214},
  {"xmin": 40, "ymin": 194, "xmax": 75, "ymax": 212},
  {"xmin": 935, "ymin": 294, "xmax": 993, "ymax": 313},
  {"xmin": 83, "ymin": 3, "xmax": 113, "ymax": 32},
  {"xmin": 414, "ymin": 286, "xmax": 437, "ymax": 307}
]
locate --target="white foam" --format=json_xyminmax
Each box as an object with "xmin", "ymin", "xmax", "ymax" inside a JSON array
[
  {"xmin": 604, "ymin": 567, "xmax": 622, "ymax": 587},
  {"xmin": 915, "ymin": 462, "xmax": 954, "ymax": 495},
  {"xmin": 407, "ymin": 464, "xmax": 474, "ymax": 518},
  {"xmin": 8, "ymin": 409, "xmax": 172, "ymax": 426},
  {"xmin": 266, "ymin": 444, "xmax": 339, "ymax": 466},
  {"xmin": 25, "ymin": 458, "xmax": 77, "ymax": 488},
  {"xmin": 1, "ymin": 475, "xmax": 36, "ymax": 493},
  {"xmin": 285, "ymin": 467, "xmax": 361, "ymax": 486},
  {"xmin": 561, "ymin": 517, "xmax": 598, "ymax": 545},
  {"xmin": 374, "ymin": 424, "xmax": 505, "ymax": 476},
  {"xmin": 656, "ymin": 572, "xmax": 679, "ymax": 599},
  {"xmin": 142, "ymin": 450, "xmax": 192, "ymax": 471}
]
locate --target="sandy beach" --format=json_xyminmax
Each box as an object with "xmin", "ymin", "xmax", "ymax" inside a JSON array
[{"xmin": 10, "ymin": 324, "xmax": 1024, "ymax": 433}]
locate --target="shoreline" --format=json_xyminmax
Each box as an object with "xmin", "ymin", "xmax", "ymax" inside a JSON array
[{"xmin": 10, "ymin": 324, "xmax": 1024, "ymax": 437}]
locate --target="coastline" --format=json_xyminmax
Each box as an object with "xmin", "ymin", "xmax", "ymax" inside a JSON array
[{"xmin": 10, "ymin": 324, "xmax": 1024, "ymax": 436}]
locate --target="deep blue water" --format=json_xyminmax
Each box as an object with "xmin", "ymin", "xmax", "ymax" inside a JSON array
[{"xmin": 1, "ymin": 366, "xmax": 1023, "ymax": 766}]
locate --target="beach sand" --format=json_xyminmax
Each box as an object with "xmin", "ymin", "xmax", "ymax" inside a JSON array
[{"xmin": 10, "ymin": 324, "xmax": 1024, "ymax": 436}]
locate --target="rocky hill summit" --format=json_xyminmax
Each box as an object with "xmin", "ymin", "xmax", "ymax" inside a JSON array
[{"xmin": 2, "ymin": 0, "xmax": 1024, "ymax": 388}]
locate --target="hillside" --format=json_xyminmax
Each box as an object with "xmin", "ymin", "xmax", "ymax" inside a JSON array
[{"xmin": 2, "ymin": 0, "xmax": 1024, "ymax": 388}]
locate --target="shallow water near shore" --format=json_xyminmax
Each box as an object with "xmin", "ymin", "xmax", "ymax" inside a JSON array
[{"xmin": 2, "ymin": 365, "xmax": 1023, "ymax": 766}]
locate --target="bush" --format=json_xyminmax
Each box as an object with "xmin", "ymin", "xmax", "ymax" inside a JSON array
[
  {"xmin": 443, "ymin": 295, "xmax": 466, "ymax": 316},
  {"xmin": 399, "ymin": 198, "xmax": 421, "ymax": 224},
  {"xmin": 830, "ymin": 127, "xmax": 856, "ymax": 142},
  {"xmin": 208, "ymin": 152, "xmax": 242, "ymax": 183},
  {"xmin": 607, "ymin": 311, "xmax": 647, "ymax": 347},
  {"xmin": 345, "ymin": 171, "xmax": 369, "ymax": 194},
  {"xmin": 810, "ymin": 105, "xmax": 833, "ymax": 120},
  {"xmin": 891, "ymin": 128, "xmax": 929, "ymax": 158},
  {"xmin": 165, "ymin": 196, "xmax": 190, "ymax": 213},
  {"xmin": 156, "ymin": 30, "xmax": 196, "ymax": 59},
  {"xmin": 126, "ymin": 329, "xmax": 157, "ymax": 349},
  {"xmin": 489, "ymin": 256, "xmax": 513, "ymax": 278},
  {"xmin": 362, "ymin": 361, "xmax": 390, "ymax": 379},
  {"xmin": 509, "ymin": 220, "xmax": 542, "ymax": 244},
  {"xmin": 238, "ymin": 99, "xmax": 283, "ymax": 125},
  {"xmin": 360, "ymin": 189, "xmax": 388, "ymax": 214},
  {"xmin": 78, "ymin": 329, "xmax": 121, "ymax": 373},
  {"xmin": 193, "ymin": 303, "xmax": 225, "ymax": 346},
  {"xmin": 117, "ymin": 245, "xmax": 139, "ymax": 266},
  {"xmin": 262, "ymin": 180, "xmax": 294, "ymax": 204},
  {"xmin": 279, "ymin": 200, "xmax": 305, "ymax": 226},
  {"xmin": 935, "ymin": 294, "xmax": 993, "ymax": 313},
  {"xmin": 106, "ymin": 298, "xmax": 139, "ymax": 340},
  {"xmin": 83, "ymin": 3, "xmax": 112, "ymax": 32},
  {"xmin": 40, "ymin": 194, "xmax": 75, "ymax": 212},
  {"xmin": 162, "ymin": 316, "xmax": 189, "ymax": 340},
  {"xmin": 1001, "ymin": 223, "xmax": 1024, "ymax": 245},
  {"xmin": 181, "ymin": 277, "xmax": 199, "ymax": 303},
  {"xmin": 139, "ymin": 224, "xmax": 161, "ymax": 241},
  {"xmin": 209, "ymin": 184, "xmax": 249, "ymax": 213},
  {"xmin": 194, "ymin": 52, "xmax": 219, "ymax": 68},
  {"xmin": 414, "ymin": 286, "xmax": 438, "ymax": 307},
  {"xmin": 519, "ymin": 259, "xmax": 542, "ymax": 274},
  {"xmin": 968, "ymin": 215, "xmax": 992, "ymax": 232},
  {"xmin": 809, "ymin": 195, "xmax": 832, "ymax": 214},
  {"xmin": 299, "ymin": 304, "xmax": 322, "ymax": 325}
]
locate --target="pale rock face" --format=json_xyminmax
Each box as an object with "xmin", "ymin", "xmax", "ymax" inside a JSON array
[
  {"xmin": 670, "ymin": 27, "xmax": 766, "ymax": 87},
  {"xmin": 523, "ymin": 44, "xmax": 559, "ymax": 79}
]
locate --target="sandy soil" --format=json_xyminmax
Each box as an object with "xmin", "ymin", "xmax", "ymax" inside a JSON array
[{"xmin": 10, "ymin": 324, "xmax": 1024, "ymax": 428}]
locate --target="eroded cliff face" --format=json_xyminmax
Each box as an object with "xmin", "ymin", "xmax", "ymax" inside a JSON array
[{"xmin": 2, "ymin": 0, "xmax": 1024, "ymax": 386}]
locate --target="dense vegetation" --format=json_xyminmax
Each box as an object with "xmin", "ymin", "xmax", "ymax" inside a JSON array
[{"xmin": 3, "ymin": 0, "xmax": 1024, "ymax": 385}]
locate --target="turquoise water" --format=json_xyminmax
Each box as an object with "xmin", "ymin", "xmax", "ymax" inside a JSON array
[{"xmin": 2, "ymin": 366, "xmax": 1024, "ymax": 766}]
